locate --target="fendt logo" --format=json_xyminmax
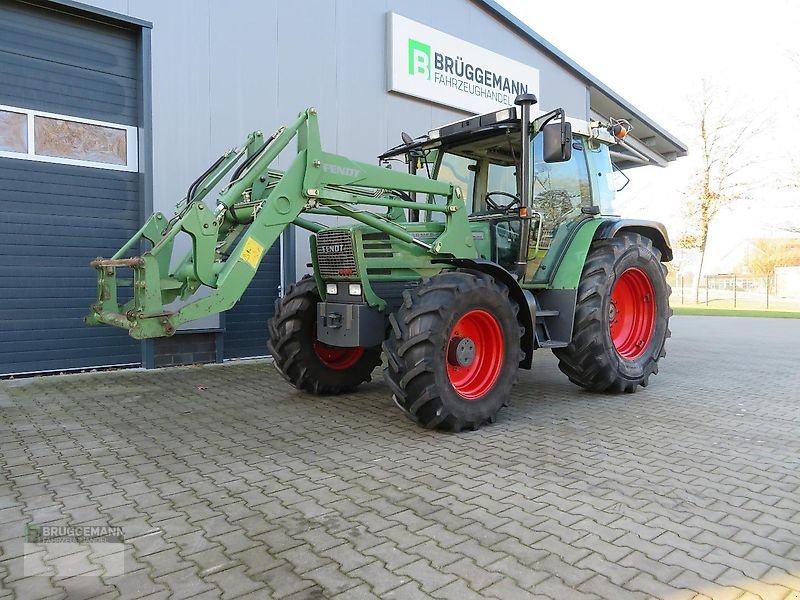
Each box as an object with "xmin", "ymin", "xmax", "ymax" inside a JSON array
[
  {"xmin": 321, "ymin": 163, "xmax": 360, "ymax": 178},
  {"xmin": 408, "ymin": 38, "xmax": 431, "ymax": 79}
]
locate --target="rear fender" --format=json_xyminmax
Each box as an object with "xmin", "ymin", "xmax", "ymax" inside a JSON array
[{"xmin": 594, "ymin": 219, "xmax": 673, "ymax": 261}]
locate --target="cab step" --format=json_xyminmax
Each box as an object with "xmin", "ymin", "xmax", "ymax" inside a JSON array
[{"xmin": 538, "ymin": 340, "xmax": 569, "ymax": 349}]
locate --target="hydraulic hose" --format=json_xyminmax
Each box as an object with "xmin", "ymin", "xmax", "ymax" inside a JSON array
[
  {"xmin": 187, "ymin": 154, "xmax": 227, "ymax": 204},
  {"xmin": 230, "ymin": 134, "xmax": 276, "ymax": 182}
]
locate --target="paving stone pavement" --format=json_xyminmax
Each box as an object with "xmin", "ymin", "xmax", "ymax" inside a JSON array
[{"xmin": 1, "ymin": 315, "xmax": 799, "ymax": 600}]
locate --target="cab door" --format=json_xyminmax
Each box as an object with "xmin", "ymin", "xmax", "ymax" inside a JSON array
[
  {"xmin": 434, "ymin": 151, "xmax": 525, "ymax": 271},
  {"xmin": 525, "ymin": 135, "xmax": 594, "ymax": 282}
]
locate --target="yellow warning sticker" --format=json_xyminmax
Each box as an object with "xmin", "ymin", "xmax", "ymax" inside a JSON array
[{"xmin": 240, "ymin": 237, "xmax": 264, "ymax": 269}]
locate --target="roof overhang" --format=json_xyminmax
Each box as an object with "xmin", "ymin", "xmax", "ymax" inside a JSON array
[{"xmin": 589, "ymin": 95, "xmax": 685, "ymax": 170}]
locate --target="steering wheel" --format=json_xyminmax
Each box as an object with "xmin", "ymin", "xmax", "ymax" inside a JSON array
[{"xmin": 485, "ymin": 191, "xmax": 521, "ymax": 212}]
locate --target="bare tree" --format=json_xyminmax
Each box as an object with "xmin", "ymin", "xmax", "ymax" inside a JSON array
[
  {"xmin": 781, "ymin": 51, "xmax": 800, "ymax": 233},
  {"xmin": 782, "ymin": 160, "xmax": 800, "ymax": 234},
  {"xmin": 680, "ymin": 80, "xmax": 759, "ymax": 301},
  {"xmin": 778, "ymin": 160, "xmax": 800, "ymax": 234}
]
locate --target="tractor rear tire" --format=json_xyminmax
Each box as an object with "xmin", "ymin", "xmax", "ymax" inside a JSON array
[
  {"xmin": 553, "ymin": 232, "xmax": 671, "ymax": 393},
  {"xmin": 268, "ymin": 276, "xmax": 382, "ymax": 394},
  {"xmin": 383, "ymin": 271, "xmax": 521, "ymax": 432}
]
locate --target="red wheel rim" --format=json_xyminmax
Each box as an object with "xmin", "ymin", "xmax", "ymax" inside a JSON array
[
  {"xmin": 313, "ymin": 340, "xmax": 365, "ymax": 370},
  {"xmin": 446, "ymin": 309, "xmax": 504, "ymax": 400},
  {"xmin": 609, "ymin": 267, "xmax": 656, "ymax": 360}
]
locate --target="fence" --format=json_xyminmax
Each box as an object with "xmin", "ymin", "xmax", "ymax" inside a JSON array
[{"xmin": 671, "ymin": 274, "xmax": 800, "ymax": 311}]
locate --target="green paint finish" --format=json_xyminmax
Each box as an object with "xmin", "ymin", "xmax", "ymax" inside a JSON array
[
  {"xmin": 308, "ymin": 219, "xmax": 493, "ymax": 310},
  {"xmin": 527, "ymin": 218, "xmax": 604, "ymax": 290},
  {"xmin": 548, "ymin": 218, "xmax": 604, "ymax": 289},
  {"xmin": 310, "ymin": 235, "xmax": 325, "ymax": 301},
  {"xmin": 292, "ymin": 216, "xmax": 325, "ymax": 233},
  {"xmin": 86, "ymin": 108, "xmax": 477, "ymax": 339},
  {"xmin": 87, "ymin": 105, "xmax": 665, "ymax": 345}
]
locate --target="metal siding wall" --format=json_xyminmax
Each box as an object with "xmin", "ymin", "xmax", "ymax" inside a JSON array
[
  {"xmin": 140, "ymin": 0, "xmax": 219, "ymax": 332},
  {"xmin": 78, "ymin": 0, "xmax": 592, "ymax": 359},
  {"xmin": 208, "ymin": 1, "xmax": 282, "ymax": 359},
  {"xmin": 0, "ymin": 0, "xmax": 141, "ymax": 374}
]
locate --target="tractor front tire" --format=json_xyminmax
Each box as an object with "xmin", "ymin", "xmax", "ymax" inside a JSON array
[
  {"xmin": 553, "ymin": 232, "xmax": 671, "ymax": 393},
  {"xmin": 268, "ymin": 277, "xmax": 382, "ymax": 394},
  {"xmin": 383, "ymin": 271, "xmax": 521, "ymax": 432}
]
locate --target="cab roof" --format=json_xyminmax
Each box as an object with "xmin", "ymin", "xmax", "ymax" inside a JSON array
[{"xmin": 379, "ymin": 105, "xmax": 615, "ymax": 166}]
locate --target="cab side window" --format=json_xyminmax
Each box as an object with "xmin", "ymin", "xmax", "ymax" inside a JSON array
[{"xmin": 531, "ymin": 135, "xmax": 591, "ymax": 247}]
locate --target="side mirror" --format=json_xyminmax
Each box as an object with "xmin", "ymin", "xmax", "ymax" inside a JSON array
[{"xmin": 542, "ymin": 122, "xmax": 572, "ymax": 163}]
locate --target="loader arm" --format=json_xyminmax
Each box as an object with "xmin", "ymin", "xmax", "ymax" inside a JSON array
[{"xmin": 86, "ymin": 108, "xmax": 476, "ymax": 339}]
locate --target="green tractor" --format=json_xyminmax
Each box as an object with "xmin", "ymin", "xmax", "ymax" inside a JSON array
[{"xmin": 87, "ymin": 94, "xmax": 671, "ymax": 431}]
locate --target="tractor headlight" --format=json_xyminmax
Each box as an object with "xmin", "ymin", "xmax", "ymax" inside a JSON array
[
  {"xmin": 348, "ymin": 284, "xmax": 362, "ymax": 296},
  {"xmin": 326, "ymin": 283, "xmax": 338, "ymax": 295}
]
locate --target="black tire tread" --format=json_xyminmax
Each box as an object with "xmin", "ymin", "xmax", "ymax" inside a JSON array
[
  {"xmin": 268, "ymin": 276, "xmax": 382, "ymax": 395},
  {"xmin": 383, "ymin": 271, "xmax": 521, "ymax": 432},
  {"xmin": 553, "ymin": 233, "xmax": 672, "ymax": 393}
]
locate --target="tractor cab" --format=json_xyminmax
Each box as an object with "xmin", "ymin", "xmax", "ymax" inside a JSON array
[
  {"xmin": 431, "ymin": 133, "xmax": 526, "ymax": 273},
  {"xmin": 381, "ymin": 97, "xmax": 620, "ymax": 280}
]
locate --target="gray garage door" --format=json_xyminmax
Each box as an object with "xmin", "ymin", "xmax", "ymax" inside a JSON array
[
  {"xmin": 224, "ymin": 245, "xmax": 282, "ymax": 359},
  {"xmin": 0, "ymin": 0, "xmax": 142, "ymax": 375}
]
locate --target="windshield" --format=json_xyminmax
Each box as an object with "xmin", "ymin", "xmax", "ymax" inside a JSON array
[
  {"xmin": 486, "ymin": 162, "xmax": 517, "ymax": 201},
  {"xmin": 434, "ymin": 152, "xmax": 517, "ymax": 217},
  {"xmin": 436, "ymin": 153, "xmax": 475, "ymax": 213}
]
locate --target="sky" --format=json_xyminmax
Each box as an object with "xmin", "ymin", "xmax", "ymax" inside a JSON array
[{"xmin": 495, "ymin": 0, "xmax": 800, "ymax": 273}]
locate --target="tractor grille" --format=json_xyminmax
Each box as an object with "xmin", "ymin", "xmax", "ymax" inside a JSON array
[
  {"xmin": 362, "ymin": 232, "xmax": 394, "ymax": 275},
  {"xmin": 316, "ymin": 230, "xmax": 356, "ymax": 277}
]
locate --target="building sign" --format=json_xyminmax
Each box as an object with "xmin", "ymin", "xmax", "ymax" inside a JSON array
[{"xmin": 387, "ymin": 13, "xmax": 540, "ymax": 114}]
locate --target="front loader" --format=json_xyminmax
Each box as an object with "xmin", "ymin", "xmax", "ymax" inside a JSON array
[{"xmin": 87, "ymin": 94, "xmax": 673, "ymax": 431}]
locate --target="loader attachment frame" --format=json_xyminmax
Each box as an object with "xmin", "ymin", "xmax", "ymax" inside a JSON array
[{"xmin": 86, "ymin": 108, "xmax": 476, "ymax": 339}]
